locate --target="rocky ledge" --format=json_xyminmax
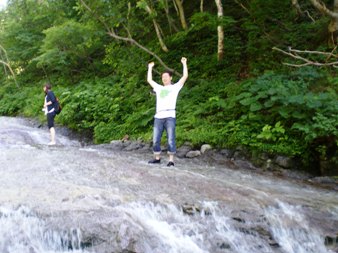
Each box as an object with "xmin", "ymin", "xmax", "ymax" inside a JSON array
[{"xmin": 100, "ymin": 139, "xmax": 338, "ymax": 191}]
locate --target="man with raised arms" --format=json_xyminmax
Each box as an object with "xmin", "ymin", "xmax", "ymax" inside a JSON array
[{"xmin": 147, "ymin": 57, "xmax": 188, "ymax": 167}]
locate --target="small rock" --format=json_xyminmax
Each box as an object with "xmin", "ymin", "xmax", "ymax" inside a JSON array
[
  {"xmin": 182, "ymin": 204, "xmax": 200, "ymax": 215},
  {"xmin": 186, "ymin": 150, "xmax": 201, "ymax": 158},
  {"xmin": 123, "ymin": 141, "xmax": 144, "ymax": 151},
  {"xmin": 200, "ymin": 144, "xmax": 212, "ymax": 154},
  {"xmin": 220, "ymin": 149, "xmax": 234, "ymax": 158},
  {"xmin": 275, "ymin": 156, "xmax": 294, "ymax": 169},
  {"xmin": 176, "ymin": 144, "xmax": 193, "ymax": 158}
]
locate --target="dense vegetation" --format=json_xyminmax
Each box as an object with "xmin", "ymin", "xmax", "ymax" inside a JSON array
[{"xmin": 0, "ymin": 0, "xmax": 337, "ymax": 175}]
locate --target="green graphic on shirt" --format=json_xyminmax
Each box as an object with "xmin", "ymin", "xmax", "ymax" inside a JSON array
[{"xmin": 160, "ymin": 89, "xmax": 170, "ymax": 98}]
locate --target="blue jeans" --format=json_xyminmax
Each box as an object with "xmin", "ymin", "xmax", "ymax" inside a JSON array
[{"xmin": 153, "ymin": 117, "xmax": 176, "ymax": 155}]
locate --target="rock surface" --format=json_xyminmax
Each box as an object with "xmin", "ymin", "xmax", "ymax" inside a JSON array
[{"xmin": 0, "ymin": 117, "xmax": 337, "ymax": 253}]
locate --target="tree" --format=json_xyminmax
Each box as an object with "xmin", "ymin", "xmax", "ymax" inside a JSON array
[
  {"xmin": 0, "ymin": 0, "xmax": 80, "ymax": 80},
  {"xmin": 215, "ymin": 0, "xmax": 224, "ymax": 61},
  {"xmin": 158, "ymin": 0, "xmax": 179, "ymax": 33},
  {"xmin": 0, "ymin": 44, "xmax": 18, "ymax": 87},
  {"xmin": 137, "ymin": 0, "xmax": 169, "ymax": 52},
  {"xmin": 292, "ymin": 0, "xmax": 338, "ymax": 46},
  {"xmin": 173, "ymin": 0, "xmax": 188, "ymax": 30},
  {"xmin": 309, "ymin": 0, "xmax": 338, "ymax": 46},
  {"xmin": 34, "ymin": 20, "xmax": 102, "ymax": 76},
  {"xmin": 79, "ymin": 0, "xmax": 179, "ymax": 75}
]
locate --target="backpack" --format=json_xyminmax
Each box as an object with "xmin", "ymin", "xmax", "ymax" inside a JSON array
[{"xmin": 54, "ymin": 97, "xmax": 62, "ymax": 114}]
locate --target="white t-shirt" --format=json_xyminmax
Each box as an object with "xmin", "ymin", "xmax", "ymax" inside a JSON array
[{"xmin": 153, "ymin": 82, "xmax": 183, "ymax": 119}]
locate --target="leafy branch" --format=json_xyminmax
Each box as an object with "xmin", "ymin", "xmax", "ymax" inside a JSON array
[{"xmin": 79, "ymin": 0, "xmax": 180, "ymax": 76}]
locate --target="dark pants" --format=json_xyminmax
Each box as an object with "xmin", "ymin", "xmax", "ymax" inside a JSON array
[{"xmin": 47, "ymin": 112, "xmax": 56, "ymax": 129}]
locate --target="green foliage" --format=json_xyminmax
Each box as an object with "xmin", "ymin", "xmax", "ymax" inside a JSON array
[
  {"xmin": 0, "ymin": 82, "xmax": 42, "ymax": 117},
  {"xmin": 34, "ymin": 20, "xmax": 103, "ymax": 75},
  {"xmin": 257, "ymin": 122, "xmax": 286, "ymax": 142}
]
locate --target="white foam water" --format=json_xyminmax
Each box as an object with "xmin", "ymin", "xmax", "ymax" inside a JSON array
[{"xmin": 0, "ymin": 206, "xmax": 88, "ymax": 253}]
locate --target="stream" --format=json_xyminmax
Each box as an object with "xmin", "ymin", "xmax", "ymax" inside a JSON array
[{"xmin": 0, "ymin": 116, "xmax": 337, "ymax": 253}]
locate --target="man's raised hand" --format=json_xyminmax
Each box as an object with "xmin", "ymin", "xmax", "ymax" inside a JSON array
[
  {"xmin": 148, "ymin": 62, "xmax": 155, "ymax": 68},
  {"xmin": 181, "ymin": 57, "xmax": 187, "ymax": 64}
]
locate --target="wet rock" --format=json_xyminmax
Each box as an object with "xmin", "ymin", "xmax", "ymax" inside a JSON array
[
  {"xmin": 232, "ymin": 217, "xmax": 246, "ymax": 223},
  {"xmin": 200, "ymin": 144, "xmax": 212, "ymax": 154},
  {"xmin": 123, "ymin": 141, "xmax": 145, "ymax": 151},
  {"xmin": 320, "ymin": 160, "xmax": 338, "ymax": 176},
  {"xmin": 218, "ymin": 242, "xmax": 231, "ymax": 249},
  {"xmin": 182, "ymin": 204, "xmax": 212, "ymax": 216},
  {"xmin": 176, "ymin": 143, "xmax": 192, "ymax": 158},
  {"xmin": 1, "ymin": 117, "xmax": 338, "ymax": 253},
  {"xmin": 278, "ymin": 169, "xmax": 312, "ymax": 181},
  {"xmin": 198, "ymin": 150, "xmax": 228, "ymax": 165},
  {"xmin": 109, "ymin": 140, "xmax": 125, "ymax": 150},
  {"xmin": 186, "ymin": 150, "xmax": 201, "ymax": 158},
  {"xmin": 265, "ymin": 159, "xmax": 273, "ymax": 170},
  {"xmin": 275, "ymin": 155, "xmax": 294, "ymax": 169},
  {"xmin": 139, "ymin": 142, "xmax": 152, "ymax": 152},
  {"xmin": 233, "ymin": 150, "xmax": 249, "ymax": 160},
  {"xmin": 325, "ymin": 235, "xmax": 338, "ymax": 246},
  {"xmin": 233, "ymin": 159, "xmax": 257, "ymax": 170},
  {"xmin": 219, "ymin": 149, "xmax": 235, "ymax": 158},
  {"xmin": 182, "ymin": 204, "xmax": 201, "ymax": 215},
  {"xmin": 308, "ymin": 177, "xmax": 338, "ymax": 190},
  {"xmin": 268, "ymin": 239, "xmax": 280, "ymax": 248},
  {"xmin": 311, "ymin": 176, "xmax": 337, "ymax": 184}
]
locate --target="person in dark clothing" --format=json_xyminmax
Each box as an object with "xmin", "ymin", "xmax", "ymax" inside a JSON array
[{"xmin": 43, "ymin": 83, "xmax": 57, "ymax": 145}]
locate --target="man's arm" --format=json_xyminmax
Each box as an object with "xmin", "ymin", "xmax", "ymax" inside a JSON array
[
  {"xmin": 177, "ymin": 57, "xmax": 188, "ymax": 86},
  {"xmin": 147, "ymin": 62, "xmax": 158, "ymax": 89}
]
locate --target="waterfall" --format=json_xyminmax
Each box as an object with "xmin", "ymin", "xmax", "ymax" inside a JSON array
[
  {"xmin": 0, "ymin": 200, "xmax": 335, "ymax": 253},
  {"xmin": 265, "ymin": 201, "xmax": 333, "ymax": 253},
  {"xmin": 0, "ymin": 117, "xmax": 336, "ymax": 253},
  {"xmin": 102, "ymin": 201, "xmax": 334, "ymax": 253},
  {"xmin": 0, "ymin": 206, "xmax": 87, "ymax": 253}
]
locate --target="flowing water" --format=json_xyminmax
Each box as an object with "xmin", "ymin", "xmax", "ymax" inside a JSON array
[{"xmin": 0, "ymin": 116, "xmax": 337, "ymax": 253}]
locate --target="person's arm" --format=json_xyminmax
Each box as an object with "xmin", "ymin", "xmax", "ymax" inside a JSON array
[
  {"xmin": 44, "ymin": 96, "xmax": 52, "ymax": 108},
  {"xmin": 177, "ymin": 57, "xmax": 188, "ymax": 86},
  {"xmin": 147, "ymin": 62, "xmax": 158, "ymax": 89},
  {"xmin": 45, "ymin": 91, "xmax": 56, "ymax": 107}
]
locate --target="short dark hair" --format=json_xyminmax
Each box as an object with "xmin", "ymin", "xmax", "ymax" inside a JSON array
[
  {"xmin": 162, "ymin": 70, "xmax": 173, "ymax": 77},
  {"xmin": 44, "ymin": 83, "xmax": 52, "ymax": 90}
]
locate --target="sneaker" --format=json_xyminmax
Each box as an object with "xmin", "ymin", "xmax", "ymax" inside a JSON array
[
  {"xmin": 48, "ymin": 142, "xmax": 56, "ymax": 146},
  {"xmin": 148, "ymin": 159, "xmax": 161, "ymax": 164},
  {"xmin": 167, "ymin": 161, "xmax": 175, "ymax": 167}
]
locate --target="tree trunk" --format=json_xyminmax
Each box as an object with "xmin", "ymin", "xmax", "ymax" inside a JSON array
[
  {"xmin": 173, "ymin": 0, "xmax": 188, "ymax": 30},
  {"xmin": 0, "ymin": 52, "xmax": 8, "ymax": 76},
  {"xmin": 144, "ymin": 3, "xmax": 169, "ymax": 52},
  {"xmin": 215, "ymin": 0, "xmax": 224, "ymax": 61},
  {"xmin": 291, "ymin": 0, "xmax": 303, "ymax": 16},
  {"xmin": 0, "ymin": 60, "xmax": 19, "ymax": 87},
  {"xmin": 160, "ymin": 0, "xmax": 179, "ymax": 33},
  {"xmin": 200, "ymin": 0, "xmax": 204, "ymax": 12},
  {"xmin": 328, "ymin": 0, "xmax": 338, "ymax": 45},
  {"xmin": 0, "ymin": 44, "xmax": 18, "ymax": 87},
  {"xmin": 310, "ymin": 0, "xmax": 338, "ymax": 46}
]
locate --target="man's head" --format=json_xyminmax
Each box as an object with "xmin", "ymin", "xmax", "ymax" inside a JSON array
[{"xmin": 161, "ymin": 70, "xmax": 173, "ymax": 86}]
